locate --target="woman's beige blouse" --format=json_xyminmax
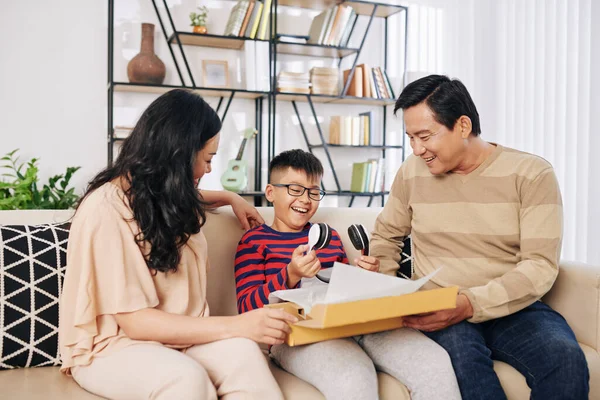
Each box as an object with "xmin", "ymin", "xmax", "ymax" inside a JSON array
[{"xmin": 59, "ymin": 182, "xmax": 210, "ymax": 374}]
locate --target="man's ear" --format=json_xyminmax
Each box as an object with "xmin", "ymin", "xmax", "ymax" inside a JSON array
[
  {"xmin": 457, "ymin": 116, "xmax": 473, "ymax": 139},
  {"xmin": 265, "ymin": 184, "xmax": 275, "ymax": 202}
]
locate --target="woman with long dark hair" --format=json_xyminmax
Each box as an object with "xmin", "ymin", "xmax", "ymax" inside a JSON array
[{"xmin": 59, "ymin": 89, "xmax": 294, "ymax": 399}]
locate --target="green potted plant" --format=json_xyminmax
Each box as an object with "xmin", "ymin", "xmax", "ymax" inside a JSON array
[
  {"xmin": 190, "ymin": 6, "xmax": 209, "ymax": 34},
  {"xmin": 0, "ymin": 149, "xmax": 81, "ymax": 210}
]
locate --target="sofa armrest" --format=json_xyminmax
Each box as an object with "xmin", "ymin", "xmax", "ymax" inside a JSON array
[{"xmin": 542, "ymin": 260, "xmax": 600, "ymax": 351}]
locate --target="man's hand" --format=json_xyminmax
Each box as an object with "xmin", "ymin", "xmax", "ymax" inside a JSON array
[
  {"xmin": 286, "ymin": 245, "xmax": 321, "ymax": 287},
  {"xmin": 403, "ymin": 293, "xmax": 474, "ymax": 332},
  {"xmin": 354, "ymin": 255, "xmax": 380, "ymax": 272}
]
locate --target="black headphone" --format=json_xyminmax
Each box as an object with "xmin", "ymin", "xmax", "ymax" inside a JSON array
[
  {"xmin": 348, "ymin": 224, "xmax": 370, "ymax": 256},
  {"xmin": 313, "ymin": 222, "xmax": 332, "ymax": 250}
]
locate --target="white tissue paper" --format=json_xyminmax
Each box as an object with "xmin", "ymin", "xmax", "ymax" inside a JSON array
[{"xmin": 269, "ymin": 262, "xmax": 440, "ymax": 314}]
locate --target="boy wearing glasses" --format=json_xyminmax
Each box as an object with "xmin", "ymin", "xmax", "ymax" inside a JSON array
[{"xmin": 234, "ymin": 149, "xmax": 460, "ymax": 400}]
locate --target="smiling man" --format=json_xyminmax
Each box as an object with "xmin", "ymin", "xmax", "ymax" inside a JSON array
[{"xmin": 370, "ymin": 75, "xmax": 589, "ymax": 399}]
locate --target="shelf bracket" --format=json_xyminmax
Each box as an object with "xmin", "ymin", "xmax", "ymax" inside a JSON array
[
  {"xmin": 292, "ymin": 100, "xmax": 327, "ymax": 192},
  {"xmin": 150, "ymin": 0, "xmax": 185, "ymax": 86},
  {"xmin": 307, "ymin": 96, "xmax": 341, "ymax": 192},
  {"xmin": 159, "ymin": 0, "xmax": 196, "ymax": 87}
]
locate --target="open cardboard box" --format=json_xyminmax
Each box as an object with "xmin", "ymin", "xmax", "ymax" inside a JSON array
[{"xmin": 266, "ymin": 286, "xmax": 458, "ymax": 346}]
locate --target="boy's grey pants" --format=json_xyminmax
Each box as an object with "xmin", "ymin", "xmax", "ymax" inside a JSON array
[{"xmin": 270, "ymin": 328, "xmax": 461, "ymax": 400}]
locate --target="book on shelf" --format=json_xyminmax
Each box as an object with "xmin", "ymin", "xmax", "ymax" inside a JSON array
[
  {"xmin": 306, "ymin": 5, "xmax": 356, "ymax": 47},
  {"xmin": 350, "ymin": 158, "xmax": 385, "ymax": 193},
  {"xmin": 328, "ymin": 112, "xmax": 371, "ymax": 146},
  {"xmin": 257, "ymin": 0, "xmax": 272, "ymax": 40},
  {"xmin": 223, "ymin": 0, "xmax": 270, "ymax": 39},
  {"xmin": 343, "ymin": 65, "xmax": 396, "ymax": 100},
  {"xmin": 277, "ymin": 71, "xmax": 310, "ymax": 93},
  {"xmin": 224, "ymin": 1, "xmax": 250, "ymax": 36},
  {"xmin": 246, "ymin": 1, "xmax": 263, "ymax": 38},
  {"xmin": 342, "ymin": 67, "xmax": 363, "ymax": 97},
  {"xmin": 310, "ymin": 67, "xmax": 339, "ymax": 95},
  {"xmin": 359, "ymin": 111, "xmax": 373, "ymax": 145},
  {"xmin": 277, "ymin": 34, "xmax": 309, "ymax": 44},
  {"xmin": 238, "ymin": 0, "xmax": 255, "ymax": 37}
]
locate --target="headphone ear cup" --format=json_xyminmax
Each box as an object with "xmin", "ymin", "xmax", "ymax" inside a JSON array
[
  {"xmin": 347, "ymin": 224, "xmax": 364, "ymax": 252},
  {"xmin": 357, "ymin": 224, "xmax": 370, "ymax": 256},
  {"xmin": 320, "ymin": 223, "xmax": 332, "ymax": 249}
]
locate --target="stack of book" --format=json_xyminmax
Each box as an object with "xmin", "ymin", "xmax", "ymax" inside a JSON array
[
  {"xmin": 328, "ymin": 112, "xmax": 372, "ymax": 146},
  {"xmin": 350, "ymin": 159, "xmax": 385, "ymax": 193},
  {"xmin": 342, "ymin": 64, "xmax": 395, "ymax": 99},
  {"xmin": 223, "ymin": 0, "xmax": 272, "ymax": 40},
  {"xmin": 310, "ymin": 67, "xmax": 339, "ymax": 95},
  {"xmin": 277, "ymin": 71, "xmax": 310, "ymax": 94},
  {"xmin": 307, "ymin": 5, "xmax": 357, "ymax": 47}
]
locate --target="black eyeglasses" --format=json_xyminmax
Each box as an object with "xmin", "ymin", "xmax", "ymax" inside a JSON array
[{"xmin": 272, "ymin": 184, "xmax": 326, "ymax": 201}]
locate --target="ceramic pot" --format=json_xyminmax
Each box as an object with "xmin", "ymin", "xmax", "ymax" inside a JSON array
[
  {"xmin": 193, "ymin": 25, "xmax": 207, "ymax": 34},
  {"xmin": 127, "ymin": 23, "xmax": 166, "ymax": 85}
]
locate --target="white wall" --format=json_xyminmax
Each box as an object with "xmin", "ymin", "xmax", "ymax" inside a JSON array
[
  {"xmin": 1, "ymin": 0, "xmax": 107, "ymax": 191},
  {"xmin": 0, "ymin": 0, "xmax": 405, "ymax": 208}
]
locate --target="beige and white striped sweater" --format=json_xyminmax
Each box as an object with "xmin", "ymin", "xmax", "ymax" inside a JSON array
[{"xmin": 370, "ymin": 144, "xmax": 563, "ymax": 323}]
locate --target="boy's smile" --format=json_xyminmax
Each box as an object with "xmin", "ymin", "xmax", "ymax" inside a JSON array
[{"xmin": 265, "ymin": 168, "xmax": 322, "ymax": 232}]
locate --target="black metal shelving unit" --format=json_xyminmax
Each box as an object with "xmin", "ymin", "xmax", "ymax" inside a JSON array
[
  {"xmin": 107, "ymin": 0, "xmax": 271, "ymax": 206},
  {"xmin": 270, "ymin": 0, "xmax": 408, "ymax": 207},
  {"xmin": 107, "ymin": 0, "xmax": 408, "ymax": 207}
]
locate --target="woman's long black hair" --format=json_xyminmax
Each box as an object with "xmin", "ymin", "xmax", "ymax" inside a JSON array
[{"xmin": 79, "ymin": 89, "xmax": 221, "ymax": 273}]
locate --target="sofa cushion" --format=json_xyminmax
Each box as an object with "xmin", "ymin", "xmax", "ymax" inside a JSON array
[{"xmin": 0, "ymin": 223, "xmax": 69, "ymax": 369}]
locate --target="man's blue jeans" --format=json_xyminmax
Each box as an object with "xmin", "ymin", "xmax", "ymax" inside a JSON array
[{"xmin": 424, "ymin": 301, "xmax": 589, "ymax": 400}]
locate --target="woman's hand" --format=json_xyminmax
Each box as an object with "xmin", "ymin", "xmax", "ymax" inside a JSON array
[
  {"xmin": 236, "ymin": 308, "xmax": 298, "ymax": 345},
  {"xmin": 200, "ymin": 190, "xmax": 265, "ymax": 230},
  {"xmin": 354, "ymin": 255, "xmax": 380, "ymax": 272},
  {"xmin": 229, "ymin": 192, "xmax": 265, "ymax": 230}
]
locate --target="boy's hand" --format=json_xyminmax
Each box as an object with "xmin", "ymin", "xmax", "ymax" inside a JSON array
[
  {"xmin": 354, "ymin": 255, "xmax": 380, "ymax": 272},
  {"xmin": 286, "ymin": 245, "xmax": 322, "ymax": 287}
]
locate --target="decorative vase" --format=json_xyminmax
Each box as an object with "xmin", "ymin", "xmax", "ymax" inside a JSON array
[
  {"xmin": 127, "ymin": 23, "xmax": 166, "ymax": 85},
  {"xmin": 193, "ymin": 25, "xmax": 208, "ymax": 34}
]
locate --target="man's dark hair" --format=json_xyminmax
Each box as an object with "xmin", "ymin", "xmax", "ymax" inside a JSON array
[
  {"xmin": 394, "ymin": 75, "xmax": 481, "ymax": 135},
  {"xmin": 269, "ymin": 149, "xmax": 324, "ymax": 182}
]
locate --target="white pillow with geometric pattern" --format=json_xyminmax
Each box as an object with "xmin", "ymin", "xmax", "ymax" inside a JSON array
[{"xmin": 0, "ymin": 223, "xmax": 68, "ymax": 369}]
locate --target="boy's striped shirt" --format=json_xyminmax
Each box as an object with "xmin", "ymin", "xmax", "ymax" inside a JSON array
[{"xmin": 235, "ymin": 223, "xmax": 348, "ymax": 313}]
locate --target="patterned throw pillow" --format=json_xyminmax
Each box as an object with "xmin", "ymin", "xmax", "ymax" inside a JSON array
[
  {"xmin": 0, "ymin": 223, "xmax": 69, "ymax": 369},
  {"xmin": 397, "ymin": 236, "xmax": 413, "ymax": 279}
]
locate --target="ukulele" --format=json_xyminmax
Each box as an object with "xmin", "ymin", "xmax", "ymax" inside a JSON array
[{"xmin": 220, "ymin": 128, "xmax": 258, "ymax": 192}]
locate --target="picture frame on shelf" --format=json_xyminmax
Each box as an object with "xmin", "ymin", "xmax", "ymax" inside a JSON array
[{"xmin": 202, "ymin": 60, "xmax": 229, "ymax": 88}]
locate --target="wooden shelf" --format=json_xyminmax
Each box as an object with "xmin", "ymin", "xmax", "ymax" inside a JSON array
[
  {"xmin": 277, "ymin": 42, "xmax": 358, "ymax": 58},
  {"xmin": 277, "ymin": 0, "xmax": 405, "ymax": 18},
  {"xmin": 334, "ymin": 191, "xmax": 389, "ymax": 197},
  {"xmin": 311, "ymin": 144, "xmax": 403, "ymax": 149},
  {"xmin": 168, "ymin": 32, "xmax": 266, "ymax": 50},
  {"xmin": 113, "ymin": 83, "xmax": 268, "ymax": 99},
  {"xmin": 237, "ymin": 191, "xmax": 265, "ymax": 197},
  {"xmin": 234, "ymin": 190, "xmax": 388, "ymax": 197},
  {"xmin": 276, "ymin": 92, "xmax": 395, "ymax": 106}
]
